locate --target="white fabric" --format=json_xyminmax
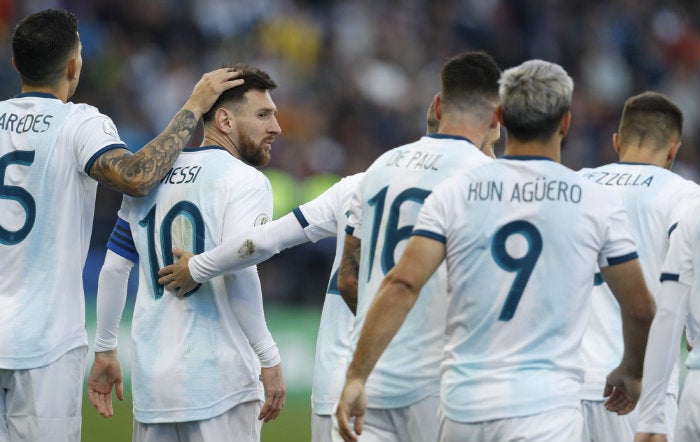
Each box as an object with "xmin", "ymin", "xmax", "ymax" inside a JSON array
[
  {"xmin": 345, "ymin": 135, "xmax": 492, "ymax": 409},
  {"xmin": 94, "ymin": 250, "xmax": 133, "ymax": 352},
  {"xmin": 189, "ymin": 213, "xmax": 308, "ymax": 283},
  {"xmin": 114, "ymin": 146, "xmax": 276, "ymax": 423},
  {"xmin": 0, "ymin": 345, "xmax": 87, "ymax": 442},
  {"xmin": 303, "ymin": 173, "xmax": 364, "ymax": 415},
  {"xmin": 0, "ymin": 93, "xmax": 125, "ymax": 369},
  {"xmin": 132, "ymin": 400, "xmax": 262, "ymax": 442},
  {"xmin": 578, "ymin": 163, "xmax": 699, "ymax": 401},
  {"xmin": 311, "ymin": 413, "xmax": 334, "ymax": 442},
  {"xmin": 437, "ymin": 405, "xmax": 583, "ymax": 442},
  {"xmin": 675, "ymin": 369, "xmax": 700, "ymax": 442},
  {"xmin": 414, "ymin": 156, "xmax": 637, "ymax": 423}
]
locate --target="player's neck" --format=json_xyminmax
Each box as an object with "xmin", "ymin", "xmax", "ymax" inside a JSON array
[
  {"xmin": 504, "ymin": 136, "xmax": 561, "ymax": 163},
  {"xmin": 20, "ymin": 83, "xmax": 70, "ymax": 103},
  {"xmin": 618, "ymin": 148, "xmax": 669, "ymax": 169}
]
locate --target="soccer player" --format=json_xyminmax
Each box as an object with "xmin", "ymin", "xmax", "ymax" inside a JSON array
[
  {"xmin": 0, "ymin": 8, "xmax": 240, "ymax": 442},
  {"xmin": 336, "ymin": 50, "xmax": 502, "ymax": 441},
  {"xmin": 154, "ymin": 100, "xmax": 442, "ymax": 442},
  {"xmin": 336, "ymin": 59, "xmax": 656, "ymax": 442},
  {"xmin": 578, "ymin": 92, "xmax": 699, "ymax": 442},
  {"xmin": 87, "ymin": 64, "xmax": 285, "ymax": 442},
  {"xmin": 634, "ymin": 198, "xmax": 700, "ymax": 442}
]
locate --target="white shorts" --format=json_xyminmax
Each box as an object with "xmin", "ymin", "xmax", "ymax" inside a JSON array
[
  {"xmin": 132, "ymin": 400, "xmax": 262, "ymax": 442},
  {"xmin": 332, "ymin": 394, "xmax": 439, "ymax": 442},
  {"xmin": 438, "ymin": 406, "xmax": 583, "ymax": 442},
  {"xmin": 0, "ymin": 345, "xmax": 87, "ymax": 442},
  {"xmin": 581, "ymin": 394, "xmax": 677, "ymax": 442},
  {"xmin": 676, "ymin": 369, "xmax": 700, "ymax": 442},
  {"xmin": 311, "ymin": 413, "xmax": 333, "ymax": 442}
]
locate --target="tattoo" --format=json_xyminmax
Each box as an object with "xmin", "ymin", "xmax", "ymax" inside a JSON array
[
  {"xmin": 339, "ymin": 236, "xmax": 361, "ymax": 315},
  {"xmin": 89, "ymin": 109, "xmax": 198, "ymax": 196}
]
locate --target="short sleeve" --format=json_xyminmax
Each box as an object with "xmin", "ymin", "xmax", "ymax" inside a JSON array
[
  {"xmin": 71, "ymin": 107, "xmax": 127, "ymax": 174},
  {"xmin": 412, "ymin": 180, "xmax": 450, "ymax": 244},
  {"xmin": 221, "ymin": 172, "xmax": 273, "ymax": 243},
  {"xmin": 597, "ymin": 195, "xmax": 638, "ymax": 269},
  {"xmin": 345, "ymin": 173, "xmax": 367, "ymax": 239},
  {"xmin": 661, "ymin": 209, "xmax": 698, "ymax": 286}
]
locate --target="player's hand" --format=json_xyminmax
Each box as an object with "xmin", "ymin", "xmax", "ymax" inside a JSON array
[
  {"xmin": 184, "ymin": 68, "xmax": 244, "ymax": 118},
  {"xmin": 336, "ymin": 378, "xmax": 367, "ymax": 442},
  {"xmin": 635, "ymin": 433, "xmax": 668, "ymax": 442},
  {"xmin": 158, "ymin": 248, "xmax": 196, "ymax": 298},
  {"xmin": 604, "ymin": 364, "xmax": 641, "ymax": 415},
  {"xmin": 259, "ymin": 364, "xmax": 286, "ymax": 422},
  {"xmin": 87, "ymin": 350, "xmax": 124, "ymax": 418}
]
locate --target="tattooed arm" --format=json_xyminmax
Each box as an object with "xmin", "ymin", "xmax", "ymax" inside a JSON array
[
  {"xmin": 338, "ymin": 233, "xmax": 361, "ymax": 315},
  {"xmin": 88, "ymin": 68, "xmax": 243, "ymax": 196}
]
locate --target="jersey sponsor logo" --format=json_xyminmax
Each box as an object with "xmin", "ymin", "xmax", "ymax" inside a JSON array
[
  {"xmin": 582, "ymin": 171, "xmax": 654, "ymax": 187},
  {"xmin": 0, "ymin": 112, "xmax": 53, "ymax": 133},
  {"xmin": 254, "ymin": 214, "xmax": 270, "ymax": 226},
  {"xmin": 102, "ymin": 119, "xmax": 118, "ymax": 138},
  {"xmin": 385, "ymin": 149, "xmax": 442, "ymax": 171},
  {"xmin": 160, "ymin": 165, "xmax": 202, "ymax": 184}
]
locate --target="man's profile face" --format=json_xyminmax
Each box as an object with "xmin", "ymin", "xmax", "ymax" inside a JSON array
[{"xmin": 229, "ymin": 90, "xmax": 281, "ymax": 167}]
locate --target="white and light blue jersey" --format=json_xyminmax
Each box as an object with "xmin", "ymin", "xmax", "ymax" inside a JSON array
[
  {"xmin": 660, "ymin": 201, "xmax": 700, "ymax": 370},
  {"xmin": 578, "ymin": 162, "xmax": 699, "ymax": 399},
  {"xmin": 113, "ymin": 146, "xmax": 272, "ymax": 423},
  {"xmin": 345, "ymin": 134, "xmax": 492, "ymax": 408},
  {"xmin": 413, "ymin": 156, "xmax": 638, "ymax": 423},
  {"xmin": 0, "ymin": 93, "xmax": 125, "ymax": 369},
  {"xmin": 293, "ymin": 172, "xmax": 364, "ymax": 416}
]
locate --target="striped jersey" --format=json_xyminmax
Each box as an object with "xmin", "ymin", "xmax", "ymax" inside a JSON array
[
  {"xmin": 111, "ymin": 146, "xmax": 272, "ymax": 423},
  {"xmin": 0, "ymin": 93, "xmax": 125, "ymax": 369},
  {"xmin": 578, "ymin": 162, "xmax": 699, "ymax": 399},
  {"xmin": 413, "ymin": 156, "xmax": 638, "ymax": 423},
  {"xmin": 293, "ymin": 172, "xmax": 364, "ymax": 415},
  {"xmin": 345, "ymin": 134, "xmax": 492, "ymax": 408}
]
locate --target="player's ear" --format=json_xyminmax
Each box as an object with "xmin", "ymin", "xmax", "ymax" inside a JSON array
[
  {"xmin": 495, "ymin": 105, "xmax": 505, "ymax": 126},
  {"xmin": 10, "ymin": 57, "xmax": 18, "ymax": 73},
  {"xmin": 612, "ymin": 133, "xmax": 621, "ymax": 154},
  {"xmin": 668, "ymin": 140, "xmax": 681, "ymax": 162},
  {"xmin": 66, "ymin": 57, "xmax": 79, "ymax": 81},
  {"xmin": 215, "ymin": 108, "xmax": 233, "ymax": 132},
  {"xmin": 433, "ymin": 95, "xmax": 442, "ymax": 121},
  {"xmin": 559, "ymin": 111, "xmax": 571, "ymax": 137}
]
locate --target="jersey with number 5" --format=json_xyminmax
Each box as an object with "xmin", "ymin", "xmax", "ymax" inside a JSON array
[
  {"xmin": 413, "ymin": 156, "xmax": 637, "ymax": 423},
  {"xmin": 117, "ymin": 146, "xmax": 272, "ymax": 423},
  {"xmin": 0, "ymin": 93, "xmax": 125, "ymax": 369},
  {"xmin": 345, "ymin": 134, "xmax": 492, "ymax": 408}
]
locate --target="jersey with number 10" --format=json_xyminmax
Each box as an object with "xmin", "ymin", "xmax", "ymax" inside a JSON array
[
  {"xmin": 413, "ymin": 156, "xmax": 638, "ymax": 423},
  {"xmin": 345, "ymin": 134, "xmax": 492, "ymax": 408},
  {"xmin": 115, "ymin": 146, "xmax": 272, "ymax": 423},
  {"xmin": 0, "ymin": 93, "xmax": 125, "ymax": 369}
]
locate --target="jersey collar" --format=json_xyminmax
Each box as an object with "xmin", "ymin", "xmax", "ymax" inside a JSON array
[{"xmin": 15, "ymin": 92, "xmax": 59, "ymax": 100}]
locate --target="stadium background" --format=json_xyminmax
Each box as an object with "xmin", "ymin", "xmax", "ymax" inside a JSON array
[{"xmin": 1, "ymin": 0, "xmax": 699, "ymax": 441}]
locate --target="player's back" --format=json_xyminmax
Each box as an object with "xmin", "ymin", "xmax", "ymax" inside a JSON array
[
  {"xmin": 414, "ymin": 156, "xmax": 637, "ymax": 422},
  {"xmin": 120, "ymin": 146, "xmax": 270, "ymax": 423},
  {"xmin": 0, "ymin": 94, "xmax": 123, "ymax": 369},
  {"xmin": 346, "ymin": 134, "xmax": 491, "ymax": 408},
  {"xmin": 578, "ymin": 162, "xmax": 700, "ymax": 398}
]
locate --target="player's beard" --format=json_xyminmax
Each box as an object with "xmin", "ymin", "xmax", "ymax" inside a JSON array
[{"xmin": 234, "ymin": 132, "xmax": 271, "ymax": 167}]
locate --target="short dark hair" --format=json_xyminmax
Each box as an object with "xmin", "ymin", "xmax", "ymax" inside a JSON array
[
  {"xmin": 618, "ymin": 91, "xmax": 683, "ymax": 148},
  {"xmin": 439, "ymin": 51, "xmax": 501, "ymax": 115},
  {"xmin": 202, "ymin": 63, "xmax": 277, "ymax": 122},
  {"xmin": 12, "ymin": 9, "xmax": 80, "ymax": 87}
]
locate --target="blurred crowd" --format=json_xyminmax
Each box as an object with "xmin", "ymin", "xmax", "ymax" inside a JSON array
[{"xmin": 2, "ymin": 0, "xmax": 700, "ymax": 304}]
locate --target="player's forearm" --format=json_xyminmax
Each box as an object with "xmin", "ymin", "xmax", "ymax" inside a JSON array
[
  {"xmin": 95, "ymin": 250, "xmax": 133, "ymax": 352},
  {"xmin": 346, "ymin": 276, "xmax": 419, "ymax": 382},
  {"xmin": 190, "ymin": 213, "xmax": 308, "ymax": 283},
  {"xmin": 338, "ymin": 234, "xmax": 361, "ymax": 314},
  {"xmin": 636, "ymin": 281, "xmax": 689, "ymax": 434},
  {"xmin": 89, "ymin": 109, "xmax": 199, "ymax": 196}
]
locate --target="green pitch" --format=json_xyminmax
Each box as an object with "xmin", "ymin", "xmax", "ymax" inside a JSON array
[{"xmin": 81, "ymin": 391, "xmax": 312, "ymax": 442}]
